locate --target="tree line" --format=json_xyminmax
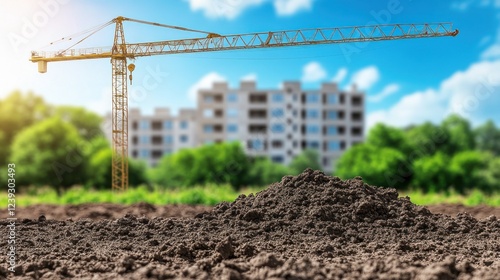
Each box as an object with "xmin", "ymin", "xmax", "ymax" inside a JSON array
[
  {"xmin": 1, "ymin": 91, "xmax": 499, "ymax": 194},
  {"xmin": 336, "ymin": 115, "xmax": 500, "ymax": 193}
]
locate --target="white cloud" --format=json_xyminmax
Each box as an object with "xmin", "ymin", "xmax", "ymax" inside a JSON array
[
  {"xmin": 350, "ymin": 66, "xmax": 380, "ymax": 90},
  {"xmin": 274, "ymin": 0, "xmax": 313, "ymax": 16},
  {"xmin": 368, "ymin": 83, "xmax": 400, "ymax": 103},
  {"xmin": 301, "ymin": 61, "xmax": 327, "ymax": 83},
  {"xmin": 452, "ymin": 0, "xmax": 500, "ymax": 10},
  {"xmin": 332, "ymin": 68, "xmax": 347, "ymax": 84},
  {"xmin": 184, "ymin": 0, "xmax": 265, "ymax": 20},
  {"xmin": 482, "ymin": 44, "xmax": 500, "ymax": 59},
  {"xmin": 241, "ymin": 73, "xmax": 257, "ymax": 81},
  {"xmin": 188, "ymin": 72, "xmax": 226, "ymax": 101},
  {"xmin": 367, "ymin": 59, "xmax": 500, "ymax": 129},
  {"xmin": 184, "ymin": 0, "xmax": 314, "ymax": 19}
]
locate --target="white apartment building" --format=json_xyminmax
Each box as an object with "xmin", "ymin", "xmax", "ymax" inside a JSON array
[
  {"xmin": 105, "ymin": 81, "xmax": 364, "ymax": 171},
  {"xmin": 197, "ymin": 81, "xmax": 364, "ymax": 171}
]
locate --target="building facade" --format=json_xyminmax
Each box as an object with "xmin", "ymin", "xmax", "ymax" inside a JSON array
[{"xmin": 105, "ymin": 81, "xmax": 364, "ymax": 171}]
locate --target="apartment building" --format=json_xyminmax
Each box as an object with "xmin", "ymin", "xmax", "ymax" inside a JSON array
[
  {"xmin": 105, "ymin": 81, "xmax": 364, "ymax": 171},
  {"xmin": 197, "ymin": 81, "xmax": 364, "ymax": 171}
]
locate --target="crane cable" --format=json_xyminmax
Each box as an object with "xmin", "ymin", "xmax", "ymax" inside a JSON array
[
  {"xmin": 122, "ymin": 17, "xmax": 216, "ymax": 35},
  {"xmin": 42, "ymin": 20, "xmax": 114, "ymax": 49}
]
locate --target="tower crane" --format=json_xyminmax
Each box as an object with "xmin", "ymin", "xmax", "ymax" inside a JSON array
[{"xmin": 30, "ymin": 17, "xmax": 459, "ymax": 191}]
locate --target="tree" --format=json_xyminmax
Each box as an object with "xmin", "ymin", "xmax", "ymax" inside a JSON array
[
  {"xmin": 335, "ymin": 144, "xmax": 407, "ymax": 188},
  {"xmin": 247, "ymin": 157, "xmax": 291, "ymax": 186},
  {"xmin": 289, "ymin": 149, "xmax": 321, "ymax": 174},
  {"xmin": 86, "ymin": 145, "xmax": 149, "ymax": 189},
  {"xmin": 367, "ymin": 123, "xmax": 411, "ymax": 154},
  {"xmin": 440, "ymin": 114, "xmax": 475, "ymax": 156},
  {"xmin": 0, "ymin": 91, "xmax": 49, "ymax": 165},
  {"xmin": 9, "ymin": 117, "xmax": 86, "ymax": 193},
  {"xmin": 151, "ymin": 142, "xmax": 250, "ymax": 189},
  {"xmin": 411, "ymin": 152, "xmax": 451, "ymax": 193},
  {"xmin": 405, "ymin": 122, "xmax": 448, "ymax": 160},
  {"xmin": 54, "ymin": 106, "xmax": 103, "ymax": 139},
  {"xmin": 482, "ymin": 157, "xmax": 500, "ymax": 193},
  {"xmin": 449, "ymin": 151, "xmax": 491, "ymax": 193},
  {"xmin": 474, "ymin": 120, "xmax": 500, "ymax": 156}
]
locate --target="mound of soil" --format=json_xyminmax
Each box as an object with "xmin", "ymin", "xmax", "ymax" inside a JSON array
[{"xmin": 1, "ymin": 169, "xmax": 499, "ymax": 279}]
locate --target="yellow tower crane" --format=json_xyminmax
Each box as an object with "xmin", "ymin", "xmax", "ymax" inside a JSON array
[{"xmin": 30, "ymin": 17, "xmax": 459, "ymax": 191}]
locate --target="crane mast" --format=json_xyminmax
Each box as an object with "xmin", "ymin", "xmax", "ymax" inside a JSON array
[{"xmin": 30, "ymin": 17, "xmax": 459, "ymax": 191}]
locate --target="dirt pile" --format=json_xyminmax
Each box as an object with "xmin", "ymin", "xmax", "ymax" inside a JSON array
[{"xmin": 1, "ymin": 169, "xmax": 499, "ymax": 279}]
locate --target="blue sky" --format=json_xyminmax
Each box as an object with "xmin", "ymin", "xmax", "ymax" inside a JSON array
[{"xmin": 1, "ymin": 0, "xmax": 499, "ymax": 128}]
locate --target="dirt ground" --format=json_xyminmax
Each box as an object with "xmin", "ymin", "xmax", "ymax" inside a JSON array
[
  {"xmin": 1, "ymin": 170, "xmax": 499, "ymax": 279},
  {"xmin": 1, "ymin": 202, "xmax": 498, "ymax": 222}
]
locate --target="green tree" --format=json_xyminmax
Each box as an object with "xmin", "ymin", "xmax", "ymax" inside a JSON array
[
  {"xmin": 412, "ymin": 152, "xmax": 451, "ymax": 193},
  {"xmin": 482, "ymin": 157, "xmax": 500, "ymax": 193},
  {"xmin": 0, "ymin": 91, "xmax": 49, "ymax": 165},
  {"xmin": 335, "ymin": 144, "xmax": 407, "ymax": 188},
  {"xmin": 367, "ymin": 123, "xmax": 411, "ymax": 154},
  {"xmin": 151, "ymin": 142, "xmax": 250, "ymax": 189},
  {"xmin": 474, "ymin": 120, "xmax": 500, "ymax": 156},
  {"xmin": 440, "ymin": 114, "xmax": 475, "ymax": 156},
  {"xmin": 9, "ymin": 117, "xmax": 86, "ymax": 193},
  {"xmin": 247, "ymin": 157, "xmax": 291, "ymax": 186},
  {"xmin": 87, "ymin": 146, "xmax": 149, "ymax": 189},
  {"xmin": 54, "ymin": 106, "xmax": 103, "ymax": 139},
  {"xmin": 289, "ymin": 149, "xmax": 321, "ymax": 174},
  {"xmin": 405, "ymin": 122, "xmax": 448, "ymax": 160},
  {"xmin": 449, "ymin": 151, "xmax": 491, "ymax": 193}
]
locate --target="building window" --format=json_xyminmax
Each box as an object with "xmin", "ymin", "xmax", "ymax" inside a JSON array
[
  {"xmin": 271, "ymin": 108, "xmax": 284, "ymax": 118},
  {"xmin": 152, "ymin": 136, "xmax": 163, "ymax": 145},
  {"xmin": 271, "ymin": 123, "xmax": 285, "ymax": 133},
  {"xmin": 140, "ymin": 149, "xmax": 149, "ymax": 158},
  {"xmin": 164, "ymin": 121, "xmax": 173, "ymax": 130},
  {"xmin": 306, "ymin": 109, "xmax": 319, "ymax": 119},
  {"xmin": 326, "ymin": 110, "xmax": 337, "ymax": 120},
  {"xmin": 271, "ymin": 93, "xmax": 284, "ymax": 102},
  {"xmin": 271, "ymin": 140, "xmax": 283, "ymax": 148},
  {"xmin": 306, "ymin": 93, "xmax": 320, "ymax": 103},
  {"xmin": 227, "ymin": 93, "xmax": 238, "ymax": 102},
  {"xmin": 140, "ymin": 120, "xmax": 149, "ymax": 130},
  {"xmin": 227, "ymin": 124, "xmax": 238, "ymax": 133},
  {"xmin": 203, "ymin": 95, "xmax": 214, "ymax": 103},
  {"xmin": 328, "ymin": 141, "xmax": 341, "ymax": 151},
  {"xmin": 152, "ymin": 150, "xmax": 163, "ymax": 159},
  {"xmin": 204, "ymin": 125, "xmax": 214, "ymax": 133},
  {"xmin": 227, "ymin": 108, "xmax": 238, "ymax": 118},
  {"xmin": 132, "ymin": 150, "xmax": 138, "ymax": 158},
  {"xmin": 327, "ymin": 94, "xmax": 337, "ymax": 104},
  {"xmin": 152, "ymin": 121, "xmax": 162, "ymax": 130},
  {"xmin": 326, "ymin": 126, "xmax": 337, "ymax": 135},
  {"xmin": 271, "ymin": 155, "xmax": 284, "ymax": 163},
  {"xmin": 180, "ymin": 135, "xmax": 188, "ymax": 143},
  {"xmin": 132, "ymin": 136, "xmax": 138, "ymax": 145},
  {"xmin": 140, "ymin": 136, "xmax": 149, "ymax": 144},
  {"xmin": 180, "ymin": 121, "xmax": 188, "ymax": 129},
  {"xmin": 132, "ymin": 121, "xmax": 138, "ymax": 130},
  {"xmin": 307, "ymin": 141, "xmax": 320, "ymax": 149},
  {"xmin": 203, "ymin": 109, "xmax": 214, "ymax": 118},
  {"xmin": 306, "ymin": 125, "xmax": 320, "ymax": 134},
  {"xmin": 164, "ymin": 135, "xmax": 173, "ymax": 144},
  {"xmin": 250, "ymin": 139, "xmax": 263, "ymax": 150}
]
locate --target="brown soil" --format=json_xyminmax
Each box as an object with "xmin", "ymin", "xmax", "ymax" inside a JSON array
[{"xmin": 1, "ymin": 170, "xmax": 499, "ymax": 279}]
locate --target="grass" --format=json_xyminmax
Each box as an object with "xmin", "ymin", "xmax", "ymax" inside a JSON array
[
  {"xmin": 3, "ymin": 185, "xmax": 500, "ymax": 208},
  {"xmin": 401, "ymin": 189, "xmax": 500, "ymax": 207},
  {"xmin": 3, "ymin": 185, "xmax": 265, "ymax": 208}
]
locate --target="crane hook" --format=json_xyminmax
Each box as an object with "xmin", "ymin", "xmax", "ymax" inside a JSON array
[{"xmin": 128, "ymin": 63, "xmax": 135, "ymax": 85}]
